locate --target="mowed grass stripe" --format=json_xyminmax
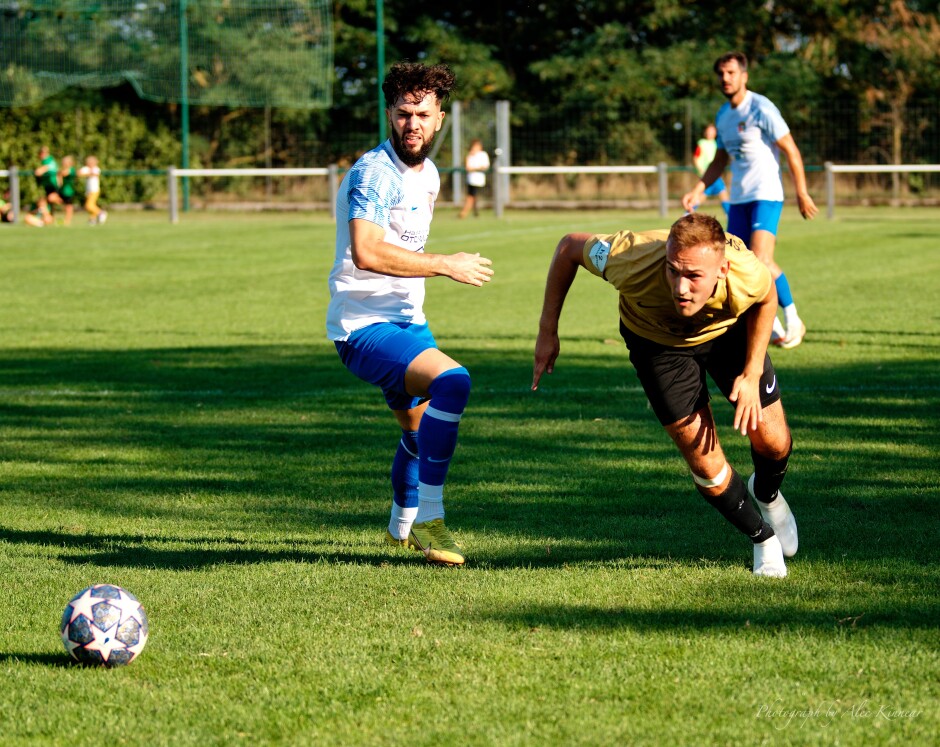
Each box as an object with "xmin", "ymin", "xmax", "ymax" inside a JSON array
[{"xmin": 0, "ymin": 208, "xmax": 937, "ymax": 746}]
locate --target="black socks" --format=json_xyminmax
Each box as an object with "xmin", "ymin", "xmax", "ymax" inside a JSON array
[
  {"xmin": 698, "ymin": 467, "xmax": 774, "ymax": 543},
  {"xmin": 750, "ymin": 442, "xmax": 792, "ymax": 504}
]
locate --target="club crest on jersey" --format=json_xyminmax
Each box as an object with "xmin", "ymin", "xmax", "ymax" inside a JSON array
[{"xmin": 588, "ymin": 240, "xmax": 612, "ymax": 273}]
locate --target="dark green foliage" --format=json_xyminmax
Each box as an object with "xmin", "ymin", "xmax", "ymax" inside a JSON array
[{"xmin": 1, "ymin": 1, "xmax": 939, "ymax": 175}]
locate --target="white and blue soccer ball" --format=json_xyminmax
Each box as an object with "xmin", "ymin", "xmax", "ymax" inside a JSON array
[{"xmin": 60, "ymin": 584, "xmax": 149, "ymax": 667}]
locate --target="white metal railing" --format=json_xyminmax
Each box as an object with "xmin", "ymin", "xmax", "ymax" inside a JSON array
[
  {"xmin": 492, "ymin": 162, "xmax": 668, "ymax": 217},
  {"xmin": 5, "ymin": 162, "xmax": 940, "ymax": 224},
  {"xmin": 167, "ymin": 166, "xmax": 336, "ymax": 223},
  {"xmin": 824, "ymin": 162, "xmax": 940, "ymax": 219}
]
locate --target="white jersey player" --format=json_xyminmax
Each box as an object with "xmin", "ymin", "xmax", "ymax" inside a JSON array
[{"xmin": 326, "ymin": 62, "xmax": 493, "ymax": 566}]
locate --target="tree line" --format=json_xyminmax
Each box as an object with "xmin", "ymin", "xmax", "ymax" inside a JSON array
[{"xmin": 1, "ymin": 0, "xmax": 938, "ymax": 203}]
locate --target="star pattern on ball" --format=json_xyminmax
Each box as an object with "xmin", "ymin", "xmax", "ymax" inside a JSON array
[
  {"xmin": 108, "ymin": 588, "xmax": 147, "ymax": 627},
  {"xmin": 82, "ymin": 620, "xmax": 122, "ymax": 662},
  {"xmin": 66, "ymin": 587, "xmax": 100, "ymax": 624}
]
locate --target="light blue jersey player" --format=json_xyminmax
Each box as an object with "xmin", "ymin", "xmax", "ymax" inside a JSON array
[
  {"xmin": 715, "ymin": 92, "xmax": 788, "ymax": 204},
  {"xmin": 326, "ymin": 62, "xmax": 493, "ymax": 566},
  {"xmin": 682, "ymin": 52, "xmax": 818, "ymax": 349}
]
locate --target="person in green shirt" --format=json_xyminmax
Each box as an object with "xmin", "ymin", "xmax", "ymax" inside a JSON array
[
  {"xmin": 34, "ymin": 146, "xmax": 64, "ymax": 219},
  {"xmin": 59, "ymin": 155, "xmax": 78, "ymax": 226},
  {"xmin": 692, "ymin": 124, "xmax": 729, "ymax": 218}
]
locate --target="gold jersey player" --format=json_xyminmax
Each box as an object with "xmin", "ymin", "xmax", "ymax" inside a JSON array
[{"xmin": 533, "ymin": 213, "xmax": 798, "ymax": 577}]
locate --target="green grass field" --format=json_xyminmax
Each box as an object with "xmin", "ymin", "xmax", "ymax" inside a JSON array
[{"xmin": 0, "ymin": 207, "xmax": 937, "ymax": 746}]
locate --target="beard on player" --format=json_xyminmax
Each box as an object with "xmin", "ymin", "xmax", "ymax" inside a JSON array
[{"xmin": 390, "ymin": 126, "xmax": 435, "ymax": 168}]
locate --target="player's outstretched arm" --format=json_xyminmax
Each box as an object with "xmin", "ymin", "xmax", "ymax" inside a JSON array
[
  {"xmin": 438, "ymin": 251, "xmax": 495, "ymax": 287},
  {"xmin": 776, "ymin": 134, "xmax": 818, "ymax": 220},
  {"xmin": 729, "ymin": 282, "xmax": 778, "ymax": 435},
  {"xmin": 532, "ymin": 233, "xmax": 591, "ymax": 390},
  {"xmin": 681, "ymin": 150, "xmax": 729, "ymax": 212},
  {"xmin": 349, "ymin": 218, "xmax": 493, "ymax": 286}
]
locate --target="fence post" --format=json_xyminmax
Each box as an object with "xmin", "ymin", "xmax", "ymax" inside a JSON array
[
  {"xmin": 168, "ymin": 166, "xmax": 178, "ymax": 223},
  {"xmin": 328, "ymin": 164, "xmax": 339, "ymax": 221},
  {"xmin": 825, "ymin": 161, "xmax": 834, "ymax": 220},
  {"xmin": 657, "ymin": 162, "xmax": 668, "ymax": 217},
  {"xmin": 496, "ymin": 100, "xmax": 511, "ymax": 208},
  {"xmin": 493, "ymin": 152, "xmax": 504, "ymax": 219},
  {"xmin": 9, "ymin": 167, "xmax": 20, "ymax": 224},
  {"xmin": 451, "ymin": 101, "xmax": 463, "ymax": 208}
]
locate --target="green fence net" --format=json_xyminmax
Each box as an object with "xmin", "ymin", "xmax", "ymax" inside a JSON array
[{"xmin": 0, "ymin": 0, "xmax": 333, "ymax": 108}]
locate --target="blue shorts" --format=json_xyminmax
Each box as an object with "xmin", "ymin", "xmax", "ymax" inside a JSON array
[
  {"xmin": 726, "ymin": 201, "xmax": 783, "ymax": 247},
  {"xmin": 335, "ymin": 322, "xmax": 438, "ymax": 411},
  {"xmin": 704, "ymin": 178, "xmax": 727, "ymax": 197}
]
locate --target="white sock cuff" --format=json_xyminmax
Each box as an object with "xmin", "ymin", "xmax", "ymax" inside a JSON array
[
  {"xmin": 389, "ymin": 504, "xmax": 418, "ymax": 539},
  {"xmin": 417, "ymin": 482, "xmax": 444, "ymax": 503},
  {"xmin": 424, "ymin": 405, "xmax": 462, "ymax": 423},
  {"xmin": 692, "ymin": 463, "xmax": 729, "ymax": 489}
]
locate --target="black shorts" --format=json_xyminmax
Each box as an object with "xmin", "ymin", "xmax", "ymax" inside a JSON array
[
  {"xmin": 61, "ymin": 193, "xmax": 75, "ymax": 205},
  {"xmin": 467, "ymin": 183, "xmax": 482, "ymax": 197},
  {"xmin": 43, "ymin": 186, "xmax": 60, "ymax": 198},
  {"xmin": 621, "ymin": 319, "xmax": 781, "ymax": 426}
]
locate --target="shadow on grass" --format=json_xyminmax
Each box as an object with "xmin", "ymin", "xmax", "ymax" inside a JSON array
[
  {"xmin": 0, "ymin": 652, "xmax": 72, "ymax": 668},
  {"xmin": 0, "ymin": 525, "xmax": 419, "ymax": 568},
  {"xmin": 473, "ymin": 595, "xmax": 940, "ymax": 632},
  {"xmin": 0, "ymin": 343, "xmax": 937, "ymax": 570}
]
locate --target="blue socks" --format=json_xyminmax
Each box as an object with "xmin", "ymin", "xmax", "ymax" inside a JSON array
[
  {"xmin": 415, "ymin": 367, "xmax": 471, "ymax": 522},
  {"xmin": 388, "ymin": 367, "xmax": 472, "ymax": 529},
  {"xmin": 775, "ymin": 273, "xmax": 794, "ymax": 308},
  {"xmin": 418, "ymin": 367, "xmax": 471, "ymax": 488},
  {"xmin": 391, "ymin": 430, "xmax": 419, "ymax": 509}
]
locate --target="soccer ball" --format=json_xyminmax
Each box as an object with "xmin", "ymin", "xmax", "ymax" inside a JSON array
[{"xmin": 60, "ymin": 584, "xmax": 149, "ymax": 667}]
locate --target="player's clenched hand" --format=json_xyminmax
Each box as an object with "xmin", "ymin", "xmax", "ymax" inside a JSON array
[
  {"xmin": 532, "ymin": 330, "xmax": 560, "ymax": 391},
  {"xmin": 443, "ymin": 252, "xmax": 494, "ymax": 286},
  {"xmin": 728, "ymin": 372, "xmax": 763, "ymax": 436},
  {"xmin": 680, "ymin": 188, "xmax": 703, "ymax": 213}
]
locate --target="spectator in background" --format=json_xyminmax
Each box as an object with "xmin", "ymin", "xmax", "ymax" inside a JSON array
[
  {"xmin": 34, "ymin": 146, "xmax": 63, "ymax": 219},
  {"xmin": 0, "ymin": 191, "xmax": 12, "ymax": 224},
  {"xmin": 692, "ymin": 124, "xmax": 730, "ymax": 219},
  {"xmin": 78, "ymin": 155, "xmax": 107, "ymax": 224},
  {"xmin": 458, "ymin": 139, "xmax": 490, "ymax": 219},
  {"xmin": 59, "ymin": 155, "xmax": 78, "ymax": 226},
  {"xmin": 2, "ymin": 190, "xmax": 49, "ymax": 227}
]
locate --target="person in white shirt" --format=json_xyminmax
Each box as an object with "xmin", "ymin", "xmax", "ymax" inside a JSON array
[
  {"xmin": 78, "ymin": 155, "xmax": 107, "ymax": 224},
  {"xmin": 682, "ymin": 52, "xmax": 818, "ymax": 349},
  {"xmin": 326, "ymin": 62, "xmax": 494, "ymax": 566},
  {"xmin": 458, "ymin": 139, "xmax": 490, "ymax": 219}
]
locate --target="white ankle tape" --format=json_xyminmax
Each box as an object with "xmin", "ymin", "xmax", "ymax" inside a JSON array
[{"xmin": 692, "ymin": 463, "xmax": 728, "ymax": 488}]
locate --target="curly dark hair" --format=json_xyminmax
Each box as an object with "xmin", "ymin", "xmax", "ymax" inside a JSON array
[{"xmin": 382, "ymin": 62, "xmax": 456, "ymax": 108}]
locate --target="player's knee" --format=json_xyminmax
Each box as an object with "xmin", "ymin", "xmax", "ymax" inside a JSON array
[
  {"xmin": 691, "ymin": 462, "xmax": 729, "ymax": 490},
  {"xmin": 428, "ymin": 366, "xmax": 471, "ymax": 413}
]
